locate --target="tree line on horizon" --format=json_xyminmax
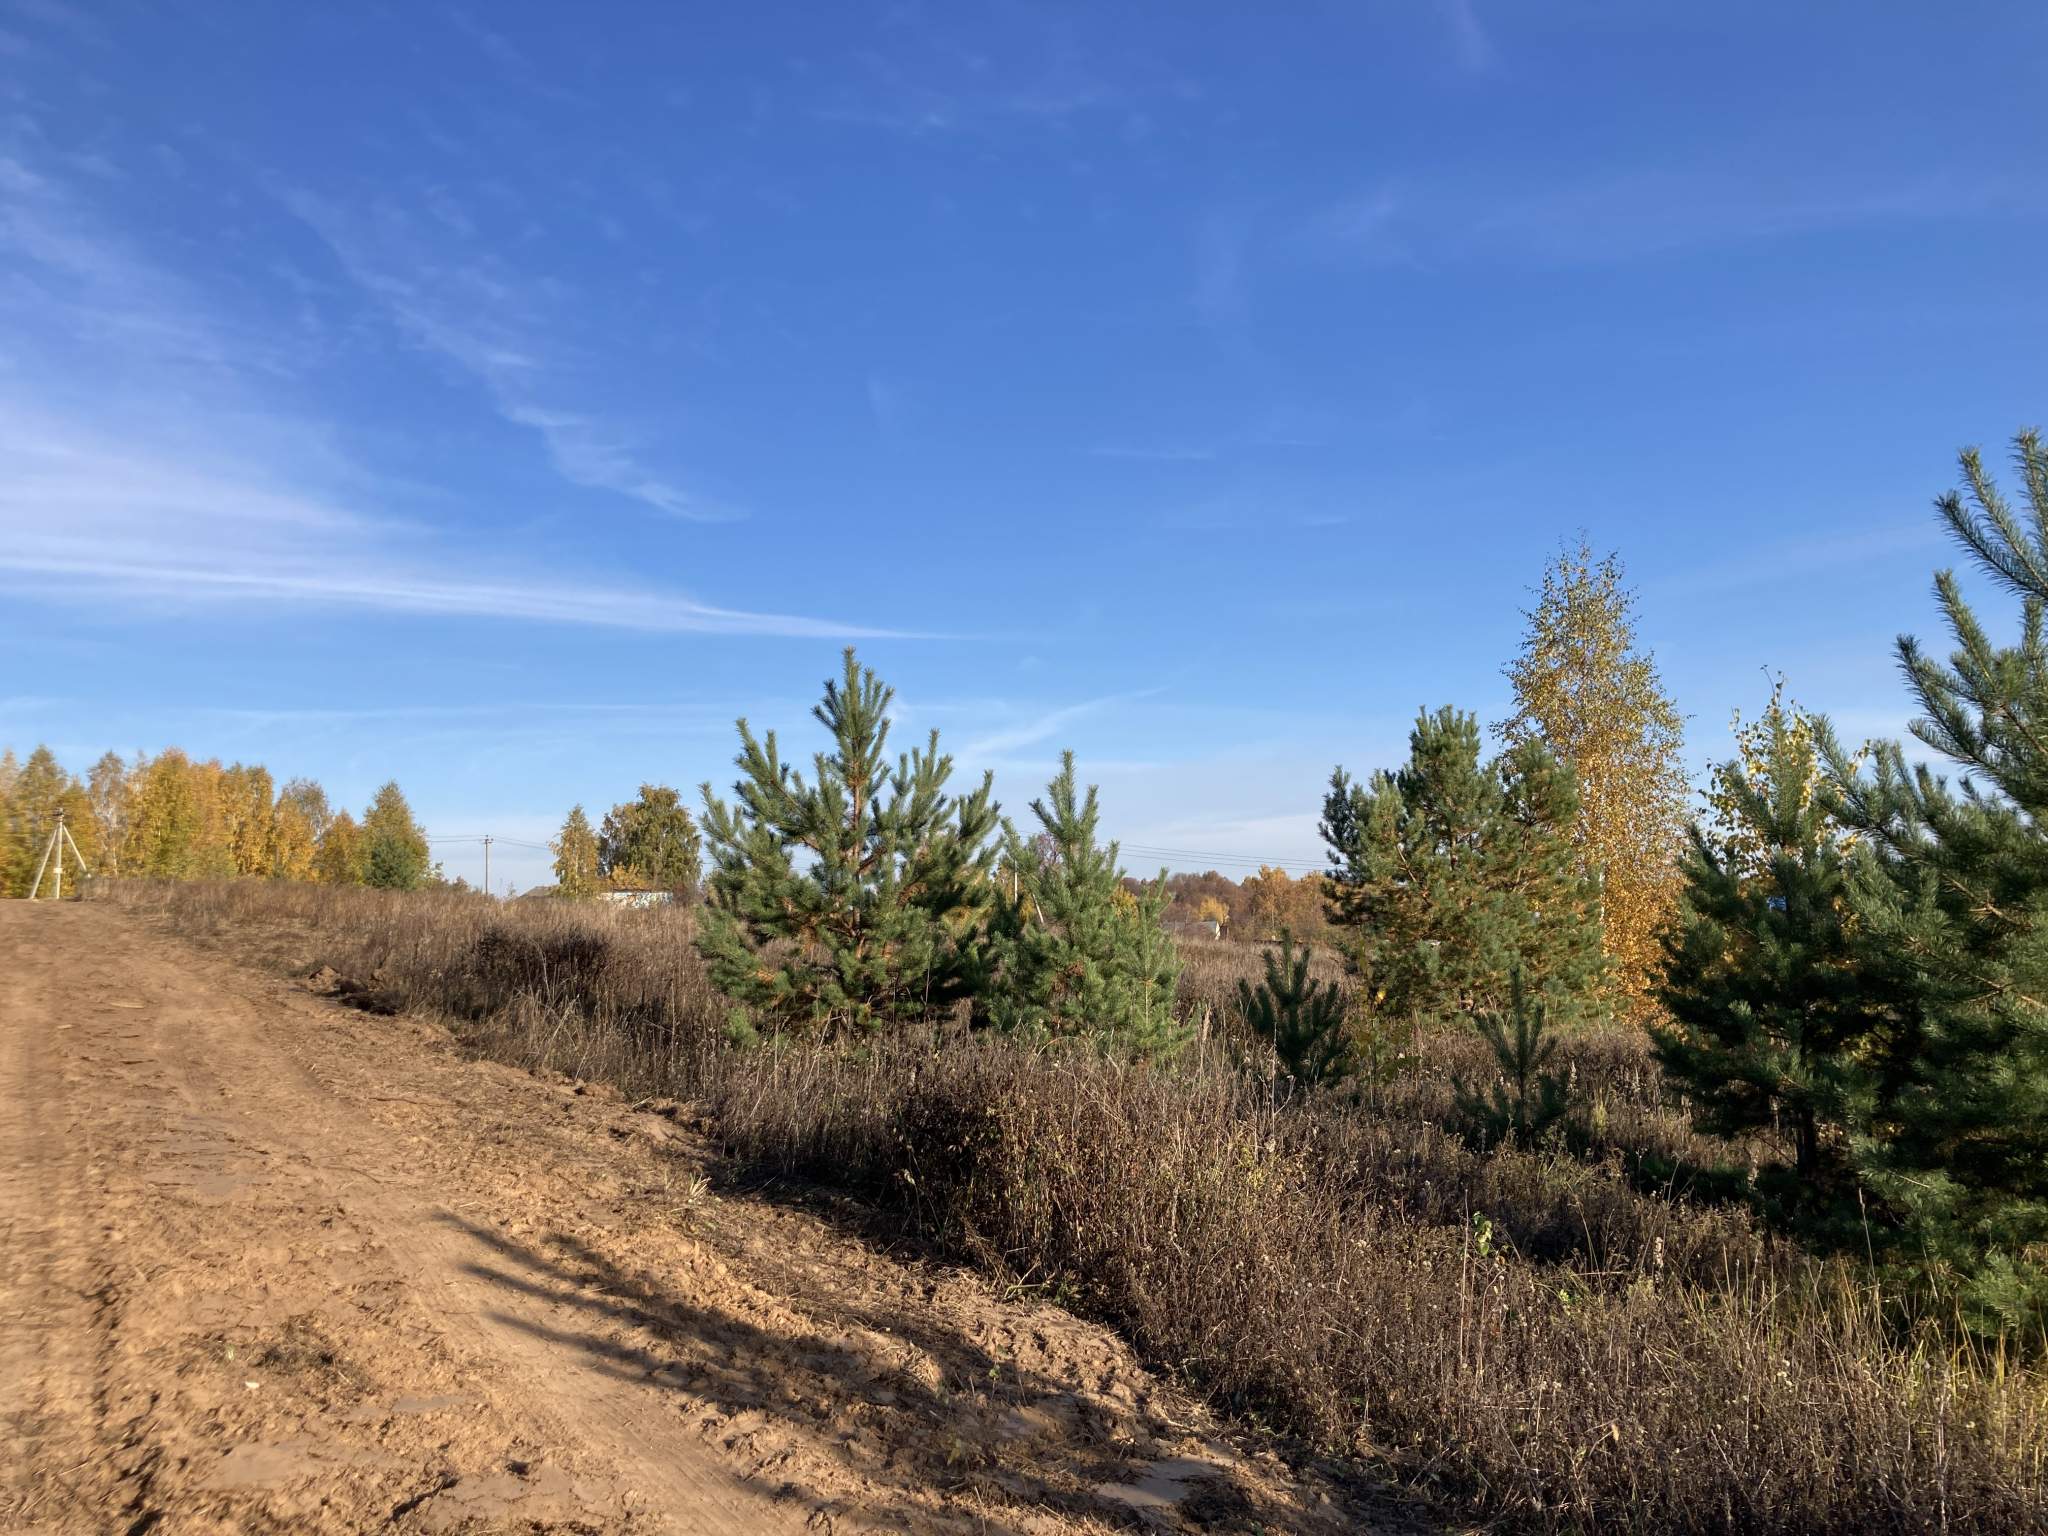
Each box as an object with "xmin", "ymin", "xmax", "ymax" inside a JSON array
[{"xmin": 0, "ymin": 748, "xmax": 436, "ymax": 897}]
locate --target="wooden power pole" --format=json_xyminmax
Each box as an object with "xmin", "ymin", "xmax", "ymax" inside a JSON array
[{"xmin": 28, "ymin": 807, "xmax": 92, "ymax": 901}]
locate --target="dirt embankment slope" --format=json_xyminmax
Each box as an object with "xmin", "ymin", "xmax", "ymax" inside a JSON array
[{"xmin": 0, "ymin": 902, "xmax": 1410, "ymax": 1535}]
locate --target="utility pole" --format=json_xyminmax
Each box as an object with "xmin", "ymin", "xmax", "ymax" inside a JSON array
[
  {"xmin": 28, "ymin": 807, "xmax": 92, "ymax": 901},
  {"xmin": 483, "ymin": 834, "xmax": 493, "ymax": 898}
]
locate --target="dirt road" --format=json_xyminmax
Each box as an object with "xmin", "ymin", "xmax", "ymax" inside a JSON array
[{"xmin": 1, "ymin": 902, "xmax": 1394, "ymax": 1534}]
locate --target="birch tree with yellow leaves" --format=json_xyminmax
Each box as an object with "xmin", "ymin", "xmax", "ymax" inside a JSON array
[
  {"xmin": 219, "ymin": 763, "xmax": 276, "ymax": 877},
  {"xmin": 1497, "ymin": 541, "xmax": 1689, "ymax": 1020},
  {"xmin": 551, "ymin": 804, "xmax": 601, "ymax": 899},
  {"xmin": 121, "ymin": 748, "xmax": 232, "ymax": 879},
  {"xmin": 86, "ymin": 752, "xmax": 133, "ymax": 876},
  {"xmin": 3, "ymin": 744, "xmax": 349, "ymax": 890},
  {"xmin": 313, "ymin": 809, "xmax": 366, "ymax": 884},
  {"xmin": 269, "ymin": 777, "xmax": 330, "ymax": 881}
]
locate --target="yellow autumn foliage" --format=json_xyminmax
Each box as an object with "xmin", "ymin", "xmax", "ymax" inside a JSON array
[
  {"xmin": 1497, "ymin": 541, "xmax": 1689, "ymax": 1022},
  {"xmin": 1703, "ymin": 674, "xmax": 1864, "ymax": 883},
  {"xmin": 2, "ymin": 741, "xmax": 367, "ymax": 893},
  {"xmin": 1240, "ymin": 865, "xmax": 1329, "ymax": 940}
]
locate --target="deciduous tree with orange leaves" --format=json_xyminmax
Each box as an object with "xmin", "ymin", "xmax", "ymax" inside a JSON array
[
  {"xmin": 1496, "ymin": 541, "xmax": 1689, "ymax": 1021},
  {"xmin": 1240, "ymin": 865, "xmax": 1328, "ymax": 941}
]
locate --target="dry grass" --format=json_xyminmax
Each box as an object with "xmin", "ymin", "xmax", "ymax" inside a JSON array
[
  {"xmin": 99, "ymin": 878, "xmax": 2048, "ymax": 1534},
  {"xmin": 106, "ymin": 876, "xmax": 730, "ymax": 1095},
  {"xmin": 717, "ymin": 1042, "xmax": 2048, "ymax": 1533}
]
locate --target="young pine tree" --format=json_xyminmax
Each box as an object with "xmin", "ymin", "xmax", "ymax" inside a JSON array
[
  {"xmin": 1452, "ymin": 971, "xmax": 1572, "ymax": 1149},
  {"xmin": 552, "ymin": 804, "xmax": 602, "ymax": 898},
  {"xmin": 985, "ymin": 751, "xmax": 1183, "ymax": 1057},
  {"xmin": 361, "ymin": 782, "xmax": 430, "ymax": 891},
  {"xmin": 1822, "ymin": 432, "xmax": 2048, "ymax": 1333},
  {"xmin": 1653, "ymin": 683, "xmax": 1880, "ymax": 1236},
  {"xmin": 696, "ymin": 649, "xmax": 1001, "ymax": 1040},
  {"xmin": 1236, "ymin": 928, "xmax": 1353, "ymax": 1087},
  {"xmin": 1322, "ymin": 706, "xmax": 1606, "ymax": 1029}
]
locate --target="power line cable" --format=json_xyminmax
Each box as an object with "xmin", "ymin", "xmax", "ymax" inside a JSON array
[{"xmin": 1121, "ymin": 843, "xmax": 1327, "ymax": 873}]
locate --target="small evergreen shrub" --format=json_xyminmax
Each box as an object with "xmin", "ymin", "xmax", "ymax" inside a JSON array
[
  {"xmin": 984, "ymin": 751, "xmax": 1183, "ymax": 1057},
  {"xmin": 695, "ymin": 648, "xmax": 1000, "ymax": 1039},
  {"xmin": 1452, "ymin": 971, "xmax": 1572, "ymax": 1148},
  {"xmin": 1234, "ymin": 927, "xmax": 1353, "ymax": 1088}
]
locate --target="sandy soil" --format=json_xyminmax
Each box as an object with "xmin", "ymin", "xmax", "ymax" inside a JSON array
[{"xmin": 0, "ymin": 901, "xmax": 1411, "ymax": 1534}]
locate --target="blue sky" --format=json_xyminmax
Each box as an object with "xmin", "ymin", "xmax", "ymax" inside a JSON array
[{"xmin": 4, "ymin": 2, "xmax": 2045, "ymax": 894}]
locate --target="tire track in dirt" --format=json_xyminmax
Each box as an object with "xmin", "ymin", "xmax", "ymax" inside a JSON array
[
  {"xmin": 0, "ymin": 903, "xmax": 814, "ymax": 1533},
  {"xmin": 1, "ymin": 901, "xmax": 1411, "ymax": 1534}
]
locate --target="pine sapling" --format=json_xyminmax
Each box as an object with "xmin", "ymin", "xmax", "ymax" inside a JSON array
[
  {"xmin": 986, "ymin": 752, "xmax": 1184, "ymax": 1057},
  {"xmin": 696, "ymin": 649, "xmax": 1000, "ymax": 1040},
  {"xmin": 1453, "ymin": 970, "xmax": 1571, "ymax": 1148},
  {"xmin": 1236, "ymin": 928, "xmax": 1354, "ymax": 1088}
]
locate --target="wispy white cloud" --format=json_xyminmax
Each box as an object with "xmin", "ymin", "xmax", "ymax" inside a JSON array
[
  {"xmin": 865, "ymin": 373, "xmax": 909, "ymax": 440},
  {"xmin": 1439, "ymin": 0, "xmax": 1496, "ymax": 74},
  {"xmin": 0, "ymin": 151, "xmax": 260, "ymax": 378},
  {"xmin": 1089, "ymin": 443, "xmax": 1216, "ymax": 463},
  {"xmin": 0, "ymin": 407, "xmax": 912, "ymax": 638},
  {"xmin": 814, "ymin": 31, "xmax": 1138, "ymax": 140},
  {"xmin": 1151, "ymin": 498, "xmax": 1352, "ymax": 533},
  {"xmin": 5, "ymin": 551, "xmax": 913, "ymax": 637},
  {"xmin": 1465, "ymin": 168, "xmax": 2040, "ymax": 265},
  {"xmin": 447, "ymin": 8, "xmax": 529, "ymax": 76},
  {"xmin": 960, "ymin": 687, "xmax": 1162, "ymax": 761},
  {"xmin": 1647, "ymin": 519, "xmax": 1945, "ymax": 599},
  {"xmin": 7, "ymin": 0, "xmax": 104, "ymax": 48},
  {"xmin": 1193, "ymin": 206, "xmax": 1251, "ymax": 328},
  {"xmin": 281, "ymin": 187, "xmax": 731, "ymax": 521},
  {"xmin": 0, "ymin": 149, "xmax": 903, "ymax": 640},
  {"xmin": 1297, "ymin": 186, "xmax": 1412, "ymax": 268},
  {"xmin": 444, "ymin": 9, "xmax": 592, "ymax": 109},
  {"xmin": 198, "ymin": 700, "xmax": 758, "ymax": 726},
  {"xmin": 1299, "ymin": 166, "xmax": 2044, "ymax": 272}
]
